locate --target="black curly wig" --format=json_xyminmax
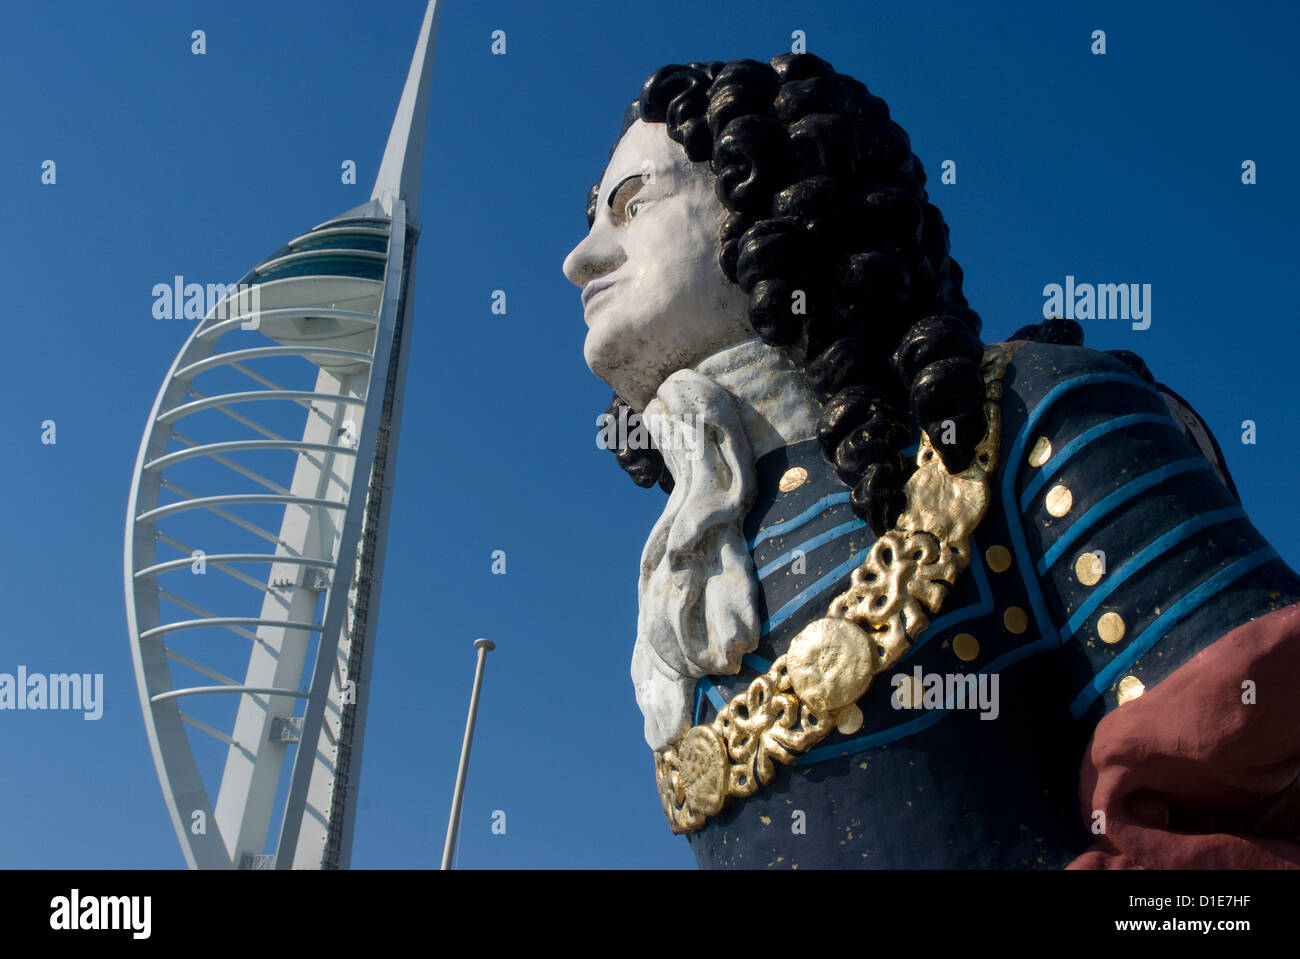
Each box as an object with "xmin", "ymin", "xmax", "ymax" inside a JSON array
[{"xmin": 587, "ymin": 53, "xmax": 1098, "ymax": 535}]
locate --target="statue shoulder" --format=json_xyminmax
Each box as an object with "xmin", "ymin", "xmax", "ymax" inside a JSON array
[
  {"xmin": 989, "ymin": 338, "xmax": 1298, "ymax": 721},
  {"xmin": 996, "ymin": 339, "xmax": 1238, "ymax": 496},
  {"xmin": 998, "ymin": 339, "xmax": 1157, "ymax": 414}
]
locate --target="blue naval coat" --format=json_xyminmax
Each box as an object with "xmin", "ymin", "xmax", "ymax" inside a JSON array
[{"xmin": 685, "ymin": 340, "xmax": 1300, "ymax": 868}]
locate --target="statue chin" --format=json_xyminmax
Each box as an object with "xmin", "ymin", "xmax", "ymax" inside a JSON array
[
  {"xmin": 582, "ymin": 328, "xmax": 652, "ymax": 412},
  {"xmin": 585, "ymin": 328, "xmax": 737, "ymax": 414}
]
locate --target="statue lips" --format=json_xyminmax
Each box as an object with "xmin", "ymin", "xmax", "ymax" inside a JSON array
[{"xmin": 581, "ymin": 279, "xmax": 615, "ymax": 314}]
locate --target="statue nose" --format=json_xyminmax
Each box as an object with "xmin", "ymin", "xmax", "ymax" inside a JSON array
[{"xmin": 563, "ymin": 223, "xmax": 624, "ymax": 288}]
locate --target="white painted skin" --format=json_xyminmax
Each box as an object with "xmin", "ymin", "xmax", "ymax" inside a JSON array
[{"xmin": 562, "ymin": 120, "xmax": 753, "ymax": 412}]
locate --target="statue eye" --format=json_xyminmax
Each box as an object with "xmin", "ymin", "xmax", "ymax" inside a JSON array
[
  {"xmin": 626, "ymin": 197, "xmax": 645, "ymax": 219},
  {"xmin": 607, "ymin": 174, "xmax": 645, "ymax": 223}
]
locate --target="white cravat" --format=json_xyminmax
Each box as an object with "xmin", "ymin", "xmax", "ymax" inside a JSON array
[{"xmin": 631, "ymin": 338, "xmax": 821, "ymax": 750}]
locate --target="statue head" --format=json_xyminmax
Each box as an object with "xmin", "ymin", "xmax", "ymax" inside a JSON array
[
  {"xmin": 564, "ymin": 53, "xmax": 987, "ymax": 535},
  {"xmin": 562, "ymin": 118, "xmax": 753, "ymax": 416}
]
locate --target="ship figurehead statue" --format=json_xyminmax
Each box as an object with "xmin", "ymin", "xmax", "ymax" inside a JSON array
[{"xmin": 562, "ymin": 54, "xmax": 1300, "ymax": 869}]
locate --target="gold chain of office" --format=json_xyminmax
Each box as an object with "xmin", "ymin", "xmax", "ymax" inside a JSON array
[{"xmin": 653, "ymin": 342, "xmax": 1019, "ymax": 834}]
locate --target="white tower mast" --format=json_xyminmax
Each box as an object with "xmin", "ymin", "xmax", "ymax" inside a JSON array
[{"xmin": 124, "ymin": 0, "xmax": 440, "ymax": 869}]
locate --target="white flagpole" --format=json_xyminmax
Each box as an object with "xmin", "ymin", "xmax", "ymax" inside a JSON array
[{"xmin": 441, "ymin": 638, "xmax": 495, "ymax": 869}]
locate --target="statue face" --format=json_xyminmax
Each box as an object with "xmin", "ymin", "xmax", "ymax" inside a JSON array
[{"xmin": 562, "ymin": 120, "xmax": 752, "ymax": 411}]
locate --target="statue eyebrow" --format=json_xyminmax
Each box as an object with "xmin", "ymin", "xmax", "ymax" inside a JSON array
[{"xmin": 606, "ymin": 173, "xmax": 644, "ymax": 211}]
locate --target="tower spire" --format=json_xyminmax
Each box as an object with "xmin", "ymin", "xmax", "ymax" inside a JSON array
[{"xmin": 371, "ymin": 0, "xmax": 440, "ymax": 222}]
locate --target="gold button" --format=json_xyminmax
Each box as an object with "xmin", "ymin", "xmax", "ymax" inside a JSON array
[
  {"xmin": 1045, "ymin": 484, "xmax": 1073, "ymax": 517},
  {"xmin": 953, "ymin": 633, "xmax": 980, "ymax": 661},
  {"xmin": 1097, "ymin": 611, "xmax": 1126, "ymax": 644},
  {"xmin": 779, "ymin": 466, "xmax": 809, "ymax": 492},
  {"xmin": 1028, "ymin": 436, "xmax": 1052, "ymax": 468},
  {"xmin": 1075, "ymin": 551, "xmax": 1105, "ymax": 586},
  {"xmin": 1116, "ymin": 674, "xmax": 1145, "ymax": 705},
  {"xmin": 985, "ymin": 545, "xmax": 1012, "ymax": 573},
  {"xmin": 1003, "ymin": 606, "xmax": 1028, "ymax": 634}
]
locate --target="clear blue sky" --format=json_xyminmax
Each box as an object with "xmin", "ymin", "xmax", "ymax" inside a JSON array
[{"xmin": 2, "ymin": 0, "xmax": 1297, "ymax": 868}]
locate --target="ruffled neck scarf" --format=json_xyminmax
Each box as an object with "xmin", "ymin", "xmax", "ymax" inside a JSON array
[{"xmin": 632, "ymin": 337, "xmax": 822, "ymax": 749}]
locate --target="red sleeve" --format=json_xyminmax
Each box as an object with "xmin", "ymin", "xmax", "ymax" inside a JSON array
[{"xmin": 1067, "ymin": 603, "xmax": 1300, "ymax": 870}]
